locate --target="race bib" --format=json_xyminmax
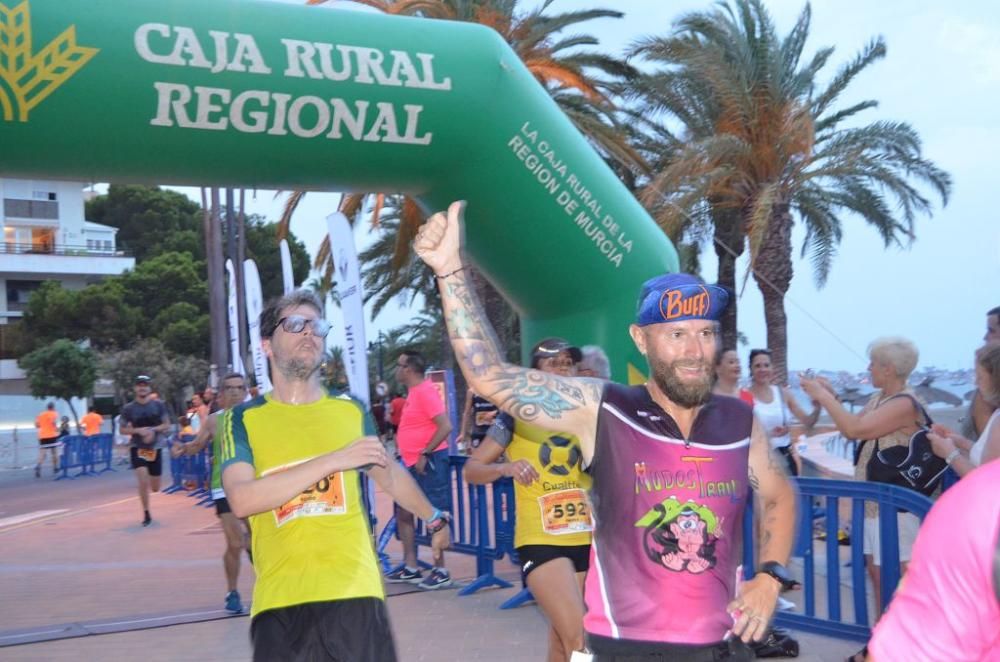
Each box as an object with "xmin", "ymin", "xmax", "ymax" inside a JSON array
[
  {"xmin": 538, "ymin": 488, "xmax": 592, "ymax": 535},
  {"xmin": 474, "ymin": 411, "xmax": 495, "ymax": 427},
  {"xmin": 272, "ymin": 471, "xmax": 347, "ymax": 527},
  {"xmin": 136, "ymin": 448, "xmax": 158, "ymax": 462}
]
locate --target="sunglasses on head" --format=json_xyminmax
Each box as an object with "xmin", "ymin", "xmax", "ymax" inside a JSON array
[{"xmin": 276, "ymin": 315, "xmax": 331, "ymax": 338}]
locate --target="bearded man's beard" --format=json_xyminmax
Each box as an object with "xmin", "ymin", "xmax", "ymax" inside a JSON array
[
  {"xmin": 651, "ymin": 358, "xmax": 713, "ymax": 408},
  {"xmin": 276, "ymin": 355, "xmax": 321, "ymax": 381}
]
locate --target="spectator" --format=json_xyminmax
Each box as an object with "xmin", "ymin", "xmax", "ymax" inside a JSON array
[
  {"xmin": 713, "ymin": 348, "xmax": 754, "ymax": 405},
  {"xmin": 388, "ymin": 390, "xmax": 405, "ymax": 438},
  {"xmin": 577, "ymin": 344, "xmax": 611, "ymax": 379},
  {"xmin": 178, "ymin": 415, "xmax": 195, "ymax": 437},
  {"xmin": 457, "ymin": 389, "xmax": 497, "ymax": 452},
  {"xmin": 800, "ymin": 337, "xmax": 923, "ymax": 630},
  {"xmin": 867, "ymin": 458, "xmax": 1000, "ymax": 661},
  {"xmin": 960, "ymin": 306, "xmax": 1000, "ymax": 441},
  {"xmin": 370, "ymin": 398, "xmax": 389, "ymax": 438},
  {"xmin": 385, "ymin": 351, "xmax": 454, "ymax": 590},
  {"xmin": 81, "ymin": 406, "xmax": 103, "ymax": 437},
  {"xmin": 748, "ymin": 348, "xmax": 820, "ymax": 476},
  {"xmin": 58, "ymin": 415, "xmax": 71, "ymax": 438},
  {"xmin": 34, "ymin": 402, "xmax": 60, "ymax": 478},
  {"xmin": 928, "ymin": 343, "xmax": 1000, "ymax": 477},
  {"xmin": 189, "ymin": 393, "xmax": 209, "ymax": 432}
]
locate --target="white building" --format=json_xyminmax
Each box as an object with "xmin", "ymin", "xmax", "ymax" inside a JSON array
[{"xmin": 0, "ymin": 178, "xmax": 135, "ymax": 427}]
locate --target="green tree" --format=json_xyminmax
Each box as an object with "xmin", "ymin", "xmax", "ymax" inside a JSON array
[
  {"xmin": 244, "ymin": 216, "xmax": 311, "ymax": 301},
  {"xmin": 86, "ymin": 185, "xmax": 203, "ymax": 262},
  {"xmin": 19, "ymin": 339, "xmax": 98, "ymax": 430},
  {"xmin": 21, "ymin": 280, "xmax": 142, "ymax": 351},
  {"xmin": 630, "ymin": 0, "xmax": 950, "ymax": 380},
  {"xmin": 99, "ymin": 339, "xmax": 209, "ymax": 415},
  {"xmin": 120, "ymin": 251, "xmax": 209, "ymax": 319}
]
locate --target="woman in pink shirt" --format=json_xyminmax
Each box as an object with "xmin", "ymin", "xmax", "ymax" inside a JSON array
[{"xmin": 867, "ymin": 459, "xmax": 1000, "ymax": 661}]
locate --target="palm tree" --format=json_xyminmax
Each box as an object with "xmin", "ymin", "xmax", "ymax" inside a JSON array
[
  {"xmin": 278, "ymin": 0, "xmax": 643, "ymax": 320},
  {"xmin": 629, "ymin": 0, "xmax": 950, "ymax": 381}
]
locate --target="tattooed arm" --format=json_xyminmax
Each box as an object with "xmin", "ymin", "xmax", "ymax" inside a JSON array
[
  {"xmin": 414, "ymin": 201, "xmax": 603, "ymax": 463},
  {"xmin": 728, "ymin": 416, "xmax": 797, "ymax": 643},
  {"xmin": 748, "ymin": 416, "xmax": 795, "ymax": 563}
]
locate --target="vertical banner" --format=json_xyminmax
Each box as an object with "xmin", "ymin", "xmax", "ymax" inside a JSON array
[
  {"xmin": 279, "ymin": 239, "xmax": 294, "ymax": 295},
  {"xmin": 225, "ymin": 259, "xmax": 245, "ymax": 376},
  {"xmin": 427, "ymin": 369, "xmax": 459, "ymax": 455},
  {"xmin": 325, "ymin": 212, "xmax": 369, "ymax": 407},
  {"xmin": 243, "ymin": 259, "xmax": 273, "ymax": 394}
]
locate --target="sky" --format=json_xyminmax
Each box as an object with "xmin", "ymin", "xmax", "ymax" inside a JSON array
[{"xmin": 164, "ymin": 0, "xmax": 999, "ymax": 373}]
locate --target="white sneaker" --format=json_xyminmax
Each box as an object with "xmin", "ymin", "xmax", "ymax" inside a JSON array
[{"xmin": 777, "ymin": 596, "xmax": 796, "ymax": 611}]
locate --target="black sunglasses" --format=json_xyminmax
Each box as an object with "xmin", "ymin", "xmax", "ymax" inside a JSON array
[{"xmin": 276, "ymin": 315, "xmax": 331, "ymax": 338}]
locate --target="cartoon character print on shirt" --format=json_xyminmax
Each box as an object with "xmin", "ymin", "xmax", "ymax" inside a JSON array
[{"xmin": 635, "ymin": 496, "xmax": 723, "ymax": 575}]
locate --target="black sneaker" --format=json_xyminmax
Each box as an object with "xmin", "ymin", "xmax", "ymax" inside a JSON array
[
  {"xmin": 385, "ymin": 566, "xmax": 423, "ymax": 584},
  {"xmin": 417, "ymin": 568, "xmax": 453, "ymax": 590},
  {"xmin": 142, "ymin": 512, "xmax": 152, "ymax": 527},
  {"xmin": 34, "ymin": 465, "xmax": 41, "ymax": 479}
]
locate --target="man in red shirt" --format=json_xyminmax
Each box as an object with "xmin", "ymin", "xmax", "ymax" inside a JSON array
[
  {"xmin": 386, "ymin": 351, "xmax": 454, "ymax": 589},
  {"xmin": 388, "ymin": 392, "xmax": 405, "ymax": 438}
]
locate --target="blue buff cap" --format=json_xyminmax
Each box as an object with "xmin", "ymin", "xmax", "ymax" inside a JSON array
[{"xmin": 635, "ymin": 273, "xmax": 730, "ymax": 327}]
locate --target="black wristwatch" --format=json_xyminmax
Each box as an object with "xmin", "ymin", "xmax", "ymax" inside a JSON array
[{"xmin": 757, "ymin": 561, "xmax": 798, "ymax": 591}]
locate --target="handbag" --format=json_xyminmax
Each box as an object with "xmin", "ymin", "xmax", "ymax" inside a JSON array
[{"xmin": 864, "ymin": 394, "xmax": 947, "ymax": 496}]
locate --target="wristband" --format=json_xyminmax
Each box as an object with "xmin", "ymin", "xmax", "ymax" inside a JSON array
[
  {"xmin": 426, "ymin": 510, "xmax": 450, "ymax": 534},
  {"xmin": 944, "ymin": 449, "xmax": 961, "ymax": 466},
  {"xmin": 434, "ymin": 266, "xmax": 466, "ymax": 279}
]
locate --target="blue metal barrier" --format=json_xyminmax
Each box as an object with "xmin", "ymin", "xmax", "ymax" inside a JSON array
[
  {"xmin": 52, "ymin": 434, "xmax": 118, "ymax": 480},
  {"xmin": 403, "ymin": 455, "xmax": 513, "ymax": 595},
  {"xmin": 742, "ymin": 477, "xmax": 934, "ymax": 642},
  {"xmin": 162, "ymin": 435, "xmax": 212, "ymax": 506}
]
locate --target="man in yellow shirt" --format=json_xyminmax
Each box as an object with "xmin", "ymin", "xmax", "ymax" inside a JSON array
[
  {"xmin": 35, "ymin": 402, "xmax": 60, "ymax": 478},
  {"xmin": 221, "ymin": 290, "xmax": 451, "ymax": 662},
  {"xmin": 81, "ymin": 407, "xmax": 103, "ymax": 437}
]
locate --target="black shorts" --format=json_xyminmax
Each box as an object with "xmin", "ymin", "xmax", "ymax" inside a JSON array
[
  {"xmin": 251, "ymin": 597, "xmax": 397, "ymax": 662},
  {"xmin": 129, "ymin": 447, "xmax": 163, "ymax": 476},
  {"xmin": 39, "ymin": 437, "xmax": 59, "ymax": 448},
  {"xmin": 588, "ymin": 633, "xmax": 752, "ymax": 662},
  {"xmin": 516, "ymin": 544, "xmax": 590, "ymax": 583},
  {"xmin": 215, "ymin": 498, "xmax": 231, "ymax": 516}
]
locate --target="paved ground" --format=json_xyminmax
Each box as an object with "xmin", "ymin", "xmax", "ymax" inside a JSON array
[{"xmin": 0, "ymin": 464, "xmax": 859, "ymax": 661}]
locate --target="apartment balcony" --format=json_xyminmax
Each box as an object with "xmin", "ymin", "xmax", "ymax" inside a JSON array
[{"xmin": 0, "ymin": 243, "xmax": 135, "ymax": 278}]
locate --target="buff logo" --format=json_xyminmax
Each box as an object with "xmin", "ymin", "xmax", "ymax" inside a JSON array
[{"xmin": 659, "ymin": 286, "xmax": 709, "ymax": 321}]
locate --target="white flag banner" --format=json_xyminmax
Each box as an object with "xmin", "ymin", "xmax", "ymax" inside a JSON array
[
  {"xmin": 243, "ymin": 258, "xmax": 272, "ymax": 393},
  {"xmin": 225, "ymin": 259, "xmax": 245, "ymax": 376},
  {"xmin": 326, "ymin": 212, "xmax": 369, "ymax": 407},
  {"xmin": 279, "ymin": 238, "xmax": 294, "ymax": 295}
]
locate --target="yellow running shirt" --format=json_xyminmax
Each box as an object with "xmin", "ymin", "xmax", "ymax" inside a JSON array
[
  {"xmin": 489, "ymin": 413, "xmax": 592, "ymax": 548},
  {"xmin": 219, "ymin": 391, "xmax": 383, "ymax": 617}
]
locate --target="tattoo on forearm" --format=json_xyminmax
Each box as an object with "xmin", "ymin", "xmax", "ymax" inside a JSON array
[
  {"xmin": 749, "ymin": 466, "xmax": 760, "ymax": 491},
  {"xmin": 438, "ymin": 267, "xmax": 599, "ymax": 425},
  {"xmin": 448, "ymin": 309, "xmax": 482, "ymax": 340},
  {"xmin": 488, "ymin": 368, "xmax": 585, "ymax": 421},
  {"xmin": 462, "ymin": 342, "xmax": 500, "ymax": 378}
]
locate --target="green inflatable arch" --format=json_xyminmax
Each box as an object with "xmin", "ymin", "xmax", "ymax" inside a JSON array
[{"xmin": 0, "ymin": 0, "xmax": 677, "ymax": 381}]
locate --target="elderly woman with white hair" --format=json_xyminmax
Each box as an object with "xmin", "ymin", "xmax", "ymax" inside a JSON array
[
  {"xmin": 577, "ymin": 345, "xmax": 611, "ymax": 380},
  {"xmin": 800, "ymin": 337, "xmax": 924, "ymax": 638}
]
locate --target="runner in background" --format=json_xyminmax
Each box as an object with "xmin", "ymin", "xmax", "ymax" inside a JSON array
[
  {"xmin": 464, "ymin": 337, "xmax": 590, "ymax": 662},
  {"xmin": 173, "ymin": 372, "xmax": 251, "ymax": 613},
  {"xmin": 34, "ymin": 402, "xmax": 59, "ymax": 478},
  {"xmin": 119, "ymin": 375, "xmax": 171, "ymax": 527}
]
